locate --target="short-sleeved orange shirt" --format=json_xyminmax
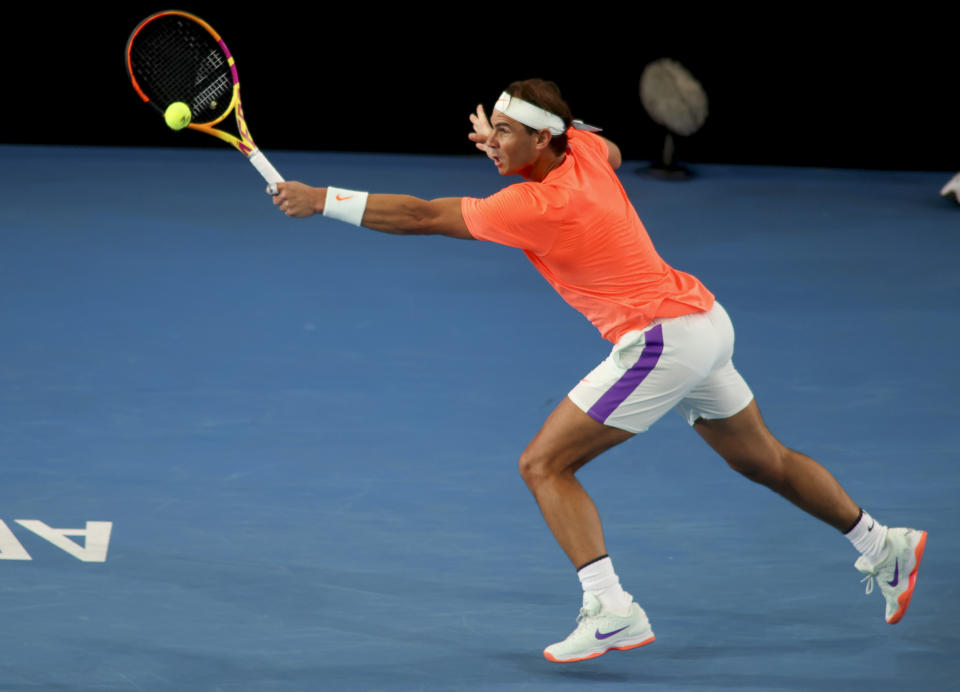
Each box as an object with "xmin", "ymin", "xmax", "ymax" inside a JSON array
[{"xmin": 460, "ymin": 129, "xmax": 715, "ymax": 343}]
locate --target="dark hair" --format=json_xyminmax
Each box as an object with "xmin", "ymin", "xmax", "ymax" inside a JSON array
[{"xmin": 505, "ymin": 79, "xmax": 573, "ymax": 156}]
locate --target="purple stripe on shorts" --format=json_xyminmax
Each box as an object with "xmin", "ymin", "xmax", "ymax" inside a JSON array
[{"xmin": 587, "ymin": 325, "xmax": 664, "ymax": 424}]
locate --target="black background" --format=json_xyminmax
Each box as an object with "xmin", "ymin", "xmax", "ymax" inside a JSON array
[{"xmin": 3, "ymin": 5, "xmax": 956, "ymax": 170}]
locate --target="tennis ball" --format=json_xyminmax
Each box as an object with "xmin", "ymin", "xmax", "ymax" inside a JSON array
[{"xmin": 164, "ymin": 102, "xmax": 192, "ymax": 131}]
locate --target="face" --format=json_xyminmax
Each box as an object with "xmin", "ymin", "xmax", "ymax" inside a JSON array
[{"xmin": 486, "ymin": 111, "xmax": 543, "ymax": 176}]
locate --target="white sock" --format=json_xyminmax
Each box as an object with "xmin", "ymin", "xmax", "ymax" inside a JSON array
[
  {"xmin": 577, "ymin": 555, "xmax": 633, "ymax": 616},
  {"xmin": 845, "ymin": 509, "xmax": 889, "ymax": 565}
]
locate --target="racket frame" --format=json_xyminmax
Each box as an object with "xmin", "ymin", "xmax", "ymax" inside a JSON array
[{"xmin": 125, "ymin": 10, "xmax": 283, "ymax": 189}]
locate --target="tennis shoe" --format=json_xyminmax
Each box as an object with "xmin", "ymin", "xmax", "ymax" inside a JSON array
[
  {"xmin": 855, "ymin": 527, "xmax": 927, "ymax": 624},
  {"xmin": 543, "ymin": 592, "xmax": 655, "ymax": 663},
  {"xmin": 941, "ymin": 172, "xmax": 960, "ymax": 204}
]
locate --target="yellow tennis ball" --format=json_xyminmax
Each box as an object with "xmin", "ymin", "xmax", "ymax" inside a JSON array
[{"xmin": 164, "ymin": 102, "xmax": 192, "ymax": 131}]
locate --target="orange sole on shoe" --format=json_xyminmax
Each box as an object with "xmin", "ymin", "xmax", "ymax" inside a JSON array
[
  {"xmin": 543, "ymin": 634, "xmax": 656, "ymax": 663},
  {"xmin": 887, "ymin": 530, "xmax": 928, "ymax": 624}
]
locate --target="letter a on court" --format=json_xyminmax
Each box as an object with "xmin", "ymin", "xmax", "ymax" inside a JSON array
[
  {"xmin": 15, "ymin": 520, "xmax": 113, "ymax": 562},
  {"xmin": 0, "ymin": 520, "xmax": 32, "ymax": 560}
]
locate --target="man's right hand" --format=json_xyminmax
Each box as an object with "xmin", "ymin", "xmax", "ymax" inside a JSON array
[{"xmin": 271, "ymin": 181, "xmax": 324, "ymax": 218}]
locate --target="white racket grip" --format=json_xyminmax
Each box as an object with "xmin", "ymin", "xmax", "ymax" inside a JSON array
[{"xmin": 249, "ymin": 149, "xmax": 284, "ymax": 194}]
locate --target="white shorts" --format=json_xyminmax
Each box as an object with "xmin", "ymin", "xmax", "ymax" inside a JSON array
[{"xmin": 568, "ymin": 302, "xmax": 754, "ymax": 433}]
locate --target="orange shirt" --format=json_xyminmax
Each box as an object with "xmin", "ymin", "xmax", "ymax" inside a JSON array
[{"xmin": 460, "ymin": 129, "xmax": 715, "ymax": 343}]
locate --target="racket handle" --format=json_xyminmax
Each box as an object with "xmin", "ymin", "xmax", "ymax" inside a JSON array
[{"xmin": 249, "ymin": 149, "xmax": 284, "ymax": 195}]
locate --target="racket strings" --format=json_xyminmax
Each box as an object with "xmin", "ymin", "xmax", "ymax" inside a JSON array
[
  {"xmin": 193, "ymin": 74, "xmax": 232, "ymax": 114},
  {"xmin": 129, "ymin": 16, "xmax": 233, "ymax": 121},
  {"xmin": 193, "ymin": 51, "xmax": 226, "ymax": 86}
]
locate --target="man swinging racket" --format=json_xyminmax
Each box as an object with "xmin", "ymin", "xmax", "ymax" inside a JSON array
[{"xmin": 270, "ymin": 79, "xmax": 927, "ymax": 662}]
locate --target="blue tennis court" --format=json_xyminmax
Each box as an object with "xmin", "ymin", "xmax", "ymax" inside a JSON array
[{"xmin": 1, "ymin": 144, "xmax": 957, "ymax": 690}]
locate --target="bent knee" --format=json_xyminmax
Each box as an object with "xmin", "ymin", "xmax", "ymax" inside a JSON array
[
  {"xmin": 518, "ymin": 448, "xmax": 546, "ymax": 485},
  {"xmin": 518, "ymin": 447, "xmax": 573, "ymax": 486}
]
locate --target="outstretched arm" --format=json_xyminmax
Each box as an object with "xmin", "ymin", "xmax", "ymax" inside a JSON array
[{"xmin": 271, "ymin": 182, "xmax": 474, "ymax": 240}]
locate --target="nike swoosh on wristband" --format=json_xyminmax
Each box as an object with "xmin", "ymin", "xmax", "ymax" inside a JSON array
[
  {"xmin": 595, "ymin": 626, "xmax": 629, "ymax": 640},
  {"xmin": 887, "ymin": 560, "xmax": 900, "ymax": 587},
  {"xmin": 336, "ymin": 194, "xmax": 354, "ymax": 201},
  {"xmin": 868, "ymin": 521, "xmax": 875, "ymax": 531}
]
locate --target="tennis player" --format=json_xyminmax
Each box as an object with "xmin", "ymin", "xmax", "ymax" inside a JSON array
[{"xmin": 271, "ymin": 79, "xmax": 927, "ymax": 662}]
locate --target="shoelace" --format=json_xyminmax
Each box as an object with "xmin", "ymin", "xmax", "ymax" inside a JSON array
[
  {"xmin": 576, "ymin": 596, "xmax": 602, "ymax": 622},
  {"xmin": 576, "ymin": 605, "xmax": 600, "ymax": 622},
  {"xmin": 859, "ymin": 559, "xmax": 882, "ymax": 595}
]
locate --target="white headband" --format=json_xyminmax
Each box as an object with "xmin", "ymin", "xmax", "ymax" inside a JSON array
[{"xmin": 494, "ymin": 92, "xmax": 566, "ymax": 136}]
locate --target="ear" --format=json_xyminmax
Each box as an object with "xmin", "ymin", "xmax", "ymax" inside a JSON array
[{"xmin": 535, "ymin": 129, "xmax": 553, "ymax": 151}]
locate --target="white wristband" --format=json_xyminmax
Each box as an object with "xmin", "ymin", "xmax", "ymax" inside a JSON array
[{"xmin": 323, "ymin": 187, "xmax": 369, "ymax": 226}]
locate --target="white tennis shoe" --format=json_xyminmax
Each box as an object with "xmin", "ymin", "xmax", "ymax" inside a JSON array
[
  {"xmin": 543, "ymin": 592, "xmax": 655, "ymax": 663},
  {"xmin": 855, "ymin": 527, "xmax": 928, "ymax": 624}
]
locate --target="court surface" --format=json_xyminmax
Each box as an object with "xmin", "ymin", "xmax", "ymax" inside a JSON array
[{"xmin": 2, "ymin": 145, "xmax": 957, "ymax": 691}]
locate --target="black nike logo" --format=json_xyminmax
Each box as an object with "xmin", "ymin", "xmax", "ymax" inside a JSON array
[{"xmin": 867, "ymin": 521, "xmax": 876, "ymax": 532}]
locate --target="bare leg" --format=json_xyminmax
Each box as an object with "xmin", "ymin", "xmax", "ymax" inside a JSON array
[
  {"xmin": 694, "ymin": 400, "xmax": 859, "ymax": 531},
  {"xmin": 519, "ymin": 397, "xmax": 634, "ymax": 567}
]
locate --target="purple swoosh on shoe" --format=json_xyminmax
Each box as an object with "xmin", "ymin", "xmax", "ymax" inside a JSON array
[
  {"xmin": 887, "ymin": 559, "xmax": 900, "ymax": 587},
  {"xmin": 595, "ymin": 626, "xmax": 629, "ymax": 640}
]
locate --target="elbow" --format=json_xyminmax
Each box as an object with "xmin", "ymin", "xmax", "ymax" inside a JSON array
[
  {"xmin": 400, "ymin": 197, "xmax": 472, "ymax": 239},
  {"xmin": 399, "ymin": 198, "xmax": 436, "ymax": 235},
  {"xmin": 409, "ymin": 203, "xmax": 438, "ymax": 235},
  {"xmin": 408, "ymin": 198, "xmax": 452, "ymax": 236},
  {"xmin": 604, "ymin": 138, "xmax": 623, "ymax": 170},
  {"xmin": 609, "ymin": 147, "xmax": 622, "ymax": 170}
]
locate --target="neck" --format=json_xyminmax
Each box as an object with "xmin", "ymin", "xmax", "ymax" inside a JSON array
[{"xmin": 522, "ymin": 150, "xmax": 565, "ymax": 182}]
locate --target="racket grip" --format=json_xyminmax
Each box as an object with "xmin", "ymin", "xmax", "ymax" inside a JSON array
[{"xmin": 249, "ymin": 149, "xmax": 284, "ymax": 194}]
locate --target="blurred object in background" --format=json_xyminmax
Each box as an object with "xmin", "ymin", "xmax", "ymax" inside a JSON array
[
  {"xmin": 639, "ymin": 58, "xmax": 708, "ymax": 180},
  {"xmin": 940, "ymin": 172, "xmax": 960, "ymax": 205}
]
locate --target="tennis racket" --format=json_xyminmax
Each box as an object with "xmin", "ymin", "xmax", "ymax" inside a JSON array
[{"xmin": 125, "ymin": 10, "xmax": 283, "ymax": 193}]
